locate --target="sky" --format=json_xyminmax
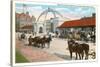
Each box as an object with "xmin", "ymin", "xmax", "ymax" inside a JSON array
[{"xmin": 15, "ymin": 2, "xmax": 95, "ymax": 21}]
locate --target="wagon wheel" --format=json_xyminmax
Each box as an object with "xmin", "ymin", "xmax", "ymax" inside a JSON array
[
  {"xmin": 91, "ymin": 52, "xmax": 96, "ymax": 59},
  {"xmin": 89, "ymin": 51, "xmax": 96, "ymax": 59}
]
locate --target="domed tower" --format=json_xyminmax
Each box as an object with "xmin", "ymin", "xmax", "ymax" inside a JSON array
[{"xmin": 36, "ymin": 7, "xmax": 64, "ymax": 34}]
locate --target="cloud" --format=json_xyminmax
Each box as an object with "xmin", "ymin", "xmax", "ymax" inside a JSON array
[
  {"xmin": 55, "ymin": 8, "xmax": 71, "ymax": 12},
  {"xmin": 81, "ymin": 8, "xmax": 94, "ymax": 14},
  {"xmin": 16, "ymin": 6, "xmax": 43, "ymax": 11},
  {"xmin": 28, "ymin": 6, "xmax": 43, "ymax": 10},
  {"xmin": 16, "ymin": 7, "xmax": 23, "ymax": 10},
  {"xmin": 15, "ymin": 4, "xmax": 95, "ymax": 20},
  {"xmin": 16, "ymin": 6, "xmax": 44, "ymax": 16}
]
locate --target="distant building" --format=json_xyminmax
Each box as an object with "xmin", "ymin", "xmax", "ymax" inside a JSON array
[
  {"xmin": 45, "ymin": 17, "xmax": 59, "ymax": 33},
  {"xmin": 58, "ymin": 13, "xmax": 96, "ymax": 38},
  {"xmin": 15, "ymin": 7, "xmax": 64, "ymax": 35},
  {"xmin": 15, "ymin": 12, "xmax": 36, "ymax": 33}
]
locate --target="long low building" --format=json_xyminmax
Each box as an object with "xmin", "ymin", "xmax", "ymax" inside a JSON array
[
  {"xmin": 59, "ymin": 16, "xmax": 95, "ymax": 28},
  {"xmin": 58, "ymin": 13, "xmax": 96, "ymax": 39}
]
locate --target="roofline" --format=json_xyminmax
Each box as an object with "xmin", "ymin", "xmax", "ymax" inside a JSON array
[{"xmin": 58, "ymin": 25, "xmax": 95, "ymax": 28}]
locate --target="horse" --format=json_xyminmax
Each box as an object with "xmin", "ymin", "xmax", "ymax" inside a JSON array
[
  {"xmin": 74, "ymin": 42, "xmax": 84, "ymax": 60},
  {"xmin": 36, "ymin": 37, "xmax": 45, "ymax": 48},
  {"xmin": 28, "ymin": 35, "xmax": 52, "ymax": 49},
  {"xmin": 81, "ymin": 43, "xmax": 89, "ymax": 59},
  {"xmin": 67, "ymin": 39, "xmax": 80, "ymax": 60},
  {"xmin": 67, "ymin": 39, "xmax": 89, "ymax": 60},
  {"xmin": 28, "ymin": 36, "xmax": 40, "ymax": 47},
  {"xmin": 43, "ymin": 36, "xmax": 52, "ymax": 48},
  {"xmin": 32, "ymin": 36, "xmax": 45, "ymax": 48},
  {"xmin": 28, "ymin": 36, "xmax": 46, "ymax": 48}
]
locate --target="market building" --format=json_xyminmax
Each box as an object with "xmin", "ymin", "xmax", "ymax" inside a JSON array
[{"xmin": 58, "ymin": 13, "xmax": 96, "ymax": 40}]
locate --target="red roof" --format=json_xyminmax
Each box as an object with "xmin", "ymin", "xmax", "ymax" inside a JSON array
[
  {"xmin": 15, "ymin": 13, "xmax": 35, "ymax": 21},
  {"xmin": 59, "ymin": 17, "xmax": 95, "ymax": 28},
  {"xmin": 21, "ymin": 25, "xmax": 33, "ymax": 29}
]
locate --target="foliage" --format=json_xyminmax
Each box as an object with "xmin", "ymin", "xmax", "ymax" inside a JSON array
[{"xmin": 16, "ymin": 50, "xmax": 29, "ymax": 63}]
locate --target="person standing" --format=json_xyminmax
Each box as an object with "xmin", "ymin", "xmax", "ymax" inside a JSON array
[
  {"xmin": 49, "ymin": 34, "xmax": 52, "ymax": 41},
  {"xmin": 28, "ymin": 36, "xmax": 32, "ymax": 46}
]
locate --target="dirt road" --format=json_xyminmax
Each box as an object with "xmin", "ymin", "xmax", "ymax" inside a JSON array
[{"xmin": 16, "ymin": 33, "xmax": 96, "ymax": 62}]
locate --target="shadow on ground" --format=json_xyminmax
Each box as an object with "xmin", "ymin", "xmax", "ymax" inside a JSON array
[{"xmin": 54, "ymin": 53, "xmax": 76, "ymax": 60}]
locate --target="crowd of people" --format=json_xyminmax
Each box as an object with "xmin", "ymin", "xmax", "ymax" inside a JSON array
[{"xmin": 59, "ymin": 31, "xmax": 95, "ymax": 43}]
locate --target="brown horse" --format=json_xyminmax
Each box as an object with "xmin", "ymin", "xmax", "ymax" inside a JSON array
[
  {"xmin": 67, "ymin": 39, "xmax": 89, "ymax": 60},
  {"xmin": 43, "ymin": 36, "xmax": 52, "ymax": 48},
  {"xmin": 28, "ymin": 36, "xmax": 42, "ymax": 47},
  {"xmin": 32, "ymin": 36, "xmax": 45, "ymax": 48},
  {"xmin": 81, "ymin": 43, "xmax": 89, "ymax": 59},
  {"xmin": 28, "ymin": 36, "xmax": 52, "ymax": 48}
]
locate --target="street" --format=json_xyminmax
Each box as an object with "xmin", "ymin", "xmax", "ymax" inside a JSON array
[{"xmin": 16, "ymin": 33, "xmax": 96, "ymax": 62}]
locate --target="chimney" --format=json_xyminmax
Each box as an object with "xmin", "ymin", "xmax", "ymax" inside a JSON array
[{"xmin": 92, "ymin": 13, "xmax": 95, "ymax": 17}]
